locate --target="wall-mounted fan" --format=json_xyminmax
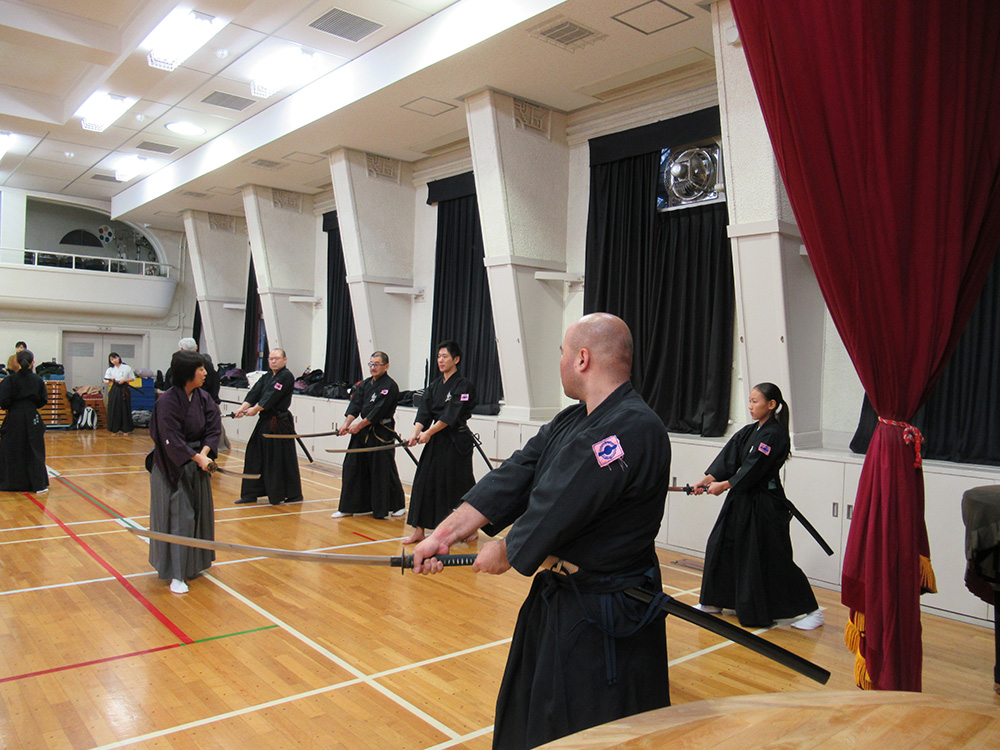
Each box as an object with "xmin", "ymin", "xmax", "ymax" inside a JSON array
[{"xmin": 658, "ymin": 142, "xmax": 725, "ymax": 211}]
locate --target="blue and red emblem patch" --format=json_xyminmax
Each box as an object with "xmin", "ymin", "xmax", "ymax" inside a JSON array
[
  {"xmin": 592, "ymin": 435, "xmax": 625, "ymax": 467},
  {"xmin": 758, "ymin": 442, "xmax": 771, "ymax": 455}
]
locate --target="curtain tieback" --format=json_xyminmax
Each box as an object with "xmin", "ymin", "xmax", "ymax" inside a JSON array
[{"xmin": 877, "ymin": 417, "xmax": 925, "ymax": 467}]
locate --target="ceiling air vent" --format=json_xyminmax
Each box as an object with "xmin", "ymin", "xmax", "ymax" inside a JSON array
[
  {"xmin": 138, "ymin": 141, "xmax": 179, "ymax": 154},
  {"xmin": 530, "ymin": 16, "xmax": 606, "ymax": 52},
  {"xmin": 244, "ymin": 158, "xmax": 288, "ymax": 171},
  {"xmin": 201, "ymin": 91, "xmax": 256, "ymax": 111},
  {"xmin": 181, "ymin": 191, "xmax": 210, "ymax": 199},
  {"xmin": 310, "ymin": 8, "xmax": 382, "ymax": 42},
  {"xmin": 92, "ymin": 174, "xmax": 122, "ymax": 183}
]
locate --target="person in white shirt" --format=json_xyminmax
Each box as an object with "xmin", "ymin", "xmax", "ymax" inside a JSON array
[{"xmin": 103, "ymin": 352, "xmax": 135, "ymax": 435}]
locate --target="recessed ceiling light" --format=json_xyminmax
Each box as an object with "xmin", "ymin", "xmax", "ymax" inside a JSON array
[
  {"xmin": 165, "ymin": 121, "xmax": 206, "ymax": 136},
  {"xmin": 75, "ymin": 92, "xmax": 138, "ymax": 132},
  {"xmin": 64, "ymin": 151, "xmax": 75, "ymax": 159},
  {"xmin": 216, "ymin": 48, "xmax": 229, "ymax": 59},
  {"xmin": 135, "ymin": 113, "xmax": 146, "ymax": 122}
]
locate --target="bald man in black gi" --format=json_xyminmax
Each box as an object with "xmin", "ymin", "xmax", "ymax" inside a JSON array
[{"xmin": 413, "ymin": 313, "xmax": 672, "ymax": 750}]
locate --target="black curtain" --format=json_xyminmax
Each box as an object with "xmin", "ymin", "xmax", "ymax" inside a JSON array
[
  {"xmin": 584, "ymin": 151, "xmax": 733, "ymax": 435},
  {"xmin": 241, "ymin": 257, "xmax": 267, "ymax": 372},
  {"xmin": 427, "ymin": 185, "xmax": 503, "ymax": 407},
  {"xmin": 192, "ymin": 301, "xmax": 202, "ymax": 348},
  {"xmin": 322, "ymin": 212, "xmax": 362, "ymax": 385},
  {"xmin": 851, "ymin": 246, "xmax": 1000, "ymax": 465}
]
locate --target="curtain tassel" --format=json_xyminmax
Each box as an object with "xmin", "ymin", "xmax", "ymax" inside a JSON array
[
  {"xmin": 844, "ymin": 611, "xmax": 873, "ymax": 690},
  {"xmin": 921, "ymin": 554, "xmax": 938, "ymax": 594}
]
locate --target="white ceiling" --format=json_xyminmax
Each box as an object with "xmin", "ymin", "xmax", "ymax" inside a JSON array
[{"xmin": 0, "ymin": 0, "xmax": 716, "ymax": 232}]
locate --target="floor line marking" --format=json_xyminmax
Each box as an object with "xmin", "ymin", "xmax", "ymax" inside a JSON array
[
  {"xmin": 205, "ymin": 573, "xmax": 462, "ymax": 740},
  {"xmin": 24, "ymin": 493, "xmax": 194, "ymax": 644}
]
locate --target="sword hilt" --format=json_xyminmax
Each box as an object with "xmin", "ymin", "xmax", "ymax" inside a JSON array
[
  {"xmin": 667, "ymin": 484, "xmax": 698, "ymax": 495},
  {"xmin": 391, "ymin": 553, "xmax": 478, "ymax": 574}
]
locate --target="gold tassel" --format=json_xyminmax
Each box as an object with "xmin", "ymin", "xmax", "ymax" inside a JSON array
[
  {"xmin": 854, "ymin": 652, "xmax": 873, "ymax": 690},
  {"xmin": 845, "ymin": 612, "xmax": 872, "ymax": 690},
  {"xmin": 843, "ymin": 618, "xmax": 860, "ymax": 653},
  {"xmin": 920, "ymin": 554, "xmax": 938, "ymax": 594}
]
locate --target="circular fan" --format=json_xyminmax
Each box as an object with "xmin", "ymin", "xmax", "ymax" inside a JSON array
[{"xmin": 665, "ymin": 147, "xmax": 718, "ymax": 203}]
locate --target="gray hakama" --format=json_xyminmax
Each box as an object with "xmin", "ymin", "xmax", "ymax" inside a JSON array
[
  {"xmin": 149, "ymin": 460, "xmax": 215, "ymax": 580},
  {"xmin": 147, "ymin": 387, "xmax": 221, "ymax": 581}
]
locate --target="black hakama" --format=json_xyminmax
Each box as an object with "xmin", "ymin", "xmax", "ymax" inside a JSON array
[
  {"xmin": 466, "ymin": 382, "xmax": 672, "ymax": 749},
  {"xmin": 0, "ymin": 371, "xmax": 48, "ymax": 492},
  {"xmin": 148, "ymin": 387, "xmax": 221, "ymax": 581},
  {"xmin": 407, "ymin": 372, "xmax": 476, "ymax": 530},
  {"xmin": 699, "ymin": 419, "xmax": 818, "ymax": 627},
  {"xmin": 338, "ymin": 372, "xmax": 405, "ymax": 517},
  {"xmin": 240, "ymin": 367, "xmax": 302, "ymax": 504},
  {"xmin": 106, "ymin": 382, "xmax": 133, "ymax": 433}
]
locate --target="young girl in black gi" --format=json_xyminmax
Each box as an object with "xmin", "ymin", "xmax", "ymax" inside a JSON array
[{"xmin": 693, "ymin": 382, "xmax": 823, "ymax": 629}]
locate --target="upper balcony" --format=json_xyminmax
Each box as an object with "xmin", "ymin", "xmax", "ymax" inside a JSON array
[{"xmin": 0, "ymin": 247, "xmax": 178, "ymax": 318}]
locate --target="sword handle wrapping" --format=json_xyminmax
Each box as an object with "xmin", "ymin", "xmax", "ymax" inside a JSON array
[{"xmin": 391, "ymin": 553, "xmax": 479, "ymax": 573}]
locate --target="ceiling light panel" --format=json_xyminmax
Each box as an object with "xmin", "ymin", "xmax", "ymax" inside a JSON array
[
  {"xmin": 143, "ymin": 8, "xmax": 228, "ymax": 71},
  {"xmin": 75, "ymin": 92, "xmax": 138, "ymax": 132}
]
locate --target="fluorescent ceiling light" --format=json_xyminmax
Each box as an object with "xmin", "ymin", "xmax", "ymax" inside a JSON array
[
  {"xmin": 144, "ymin": 8, "xmax": 227, "ymax": 71},
  {"xmin": 251, "ymin": 48, "xmax": 317, "ymax": 99},
  {"xmin": 76, "ymin": 92, "xmax": 138, "ymax": 132},
  {"xmin": 115, "ymin": 155, "xmax": 150, "ymax": 182},
  {"xmin": 0, "ymin": 132, "xmax": 12, "ymax": 160},
  {"xmin": 166, "ymin": 121, "xmax": 206, "ymax": 136}
]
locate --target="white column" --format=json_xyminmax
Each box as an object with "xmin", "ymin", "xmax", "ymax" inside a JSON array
[
  {"xmin": 714, "ymin": 1, "xmax": 825, "ymax": 447},
  {"xmin": 466, "ymin": 89, "xmax": 570, "ymax": 420}
]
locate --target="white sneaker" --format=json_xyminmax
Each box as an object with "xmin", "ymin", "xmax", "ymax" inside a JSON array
[
  {"xmin": 169, "ymin": 579, "xmax": 189, "ymax": 594},
  {"xmin": 390, "ymin": 508, "xmax": 406, "ymax": 517},
  {"xmin": 791, "ymin": 609, "xmax": 824, "ymax": 630},
  {"xmin": 330, "ymin": 511, "xmax": 352, "ymax": 518},
  {"xmin": 695, "ymin": 603, "xmax": 723, "ymax": 613}
]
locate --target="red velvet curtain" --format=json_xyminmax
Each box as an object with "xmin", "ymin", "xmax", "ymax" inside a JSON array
[{"xmin": 730, "ymin": 0, "xmax": 1000, "ymax": 690}]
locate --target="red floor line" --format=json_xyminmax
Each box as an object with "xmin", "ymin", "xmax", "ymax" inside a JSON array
[
  {"xmin": 25, "ymin": 494, "xmax": 194, "ymax": 644},
  {"xmin": 0, "ymin": 642, "xmax": 183, "ymax": 684},
  {"xmin": 352, "ymin": 531, "xmax": 376, "ymax": 541}
]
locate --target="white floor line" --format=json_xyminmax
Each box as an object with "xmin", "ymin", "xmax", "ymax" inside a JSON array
[
  {"xmin": 368, "ymin": 636, "xmax": 512, "ymax": 680},
  {"xmin": 663, "ymin": 584, "xmax": 703, "ymax": 597},
  {"xmin": 422, "ymin": 725, "xmax": 495, "ymax": 750},
  {"xmin": 205, "ymin": 574, "xmax": 462, "ymax": 741},
  {"xmin": 57, "ymin": 470, "xmax": 148, "ymax": 477},
  {"xmin": 660, "ymin": 562, "xmax": 704, "ymax": 578},
  {"xmin": 667, "ymin": 624, "xmax": 775, "ymax": 667},
  {"xmin": 46, "ymin": 452, "xmax": 150, "ymax": 459}
]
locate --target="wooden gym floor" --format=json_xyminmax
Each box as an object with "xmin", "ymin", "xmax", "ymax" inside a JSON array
[{"xmin": 0, "ymin": 429, "xmax": 997, "ymax": 749}]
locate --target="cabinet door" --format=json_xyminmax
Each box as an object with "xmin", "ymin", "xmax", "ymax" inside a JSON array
[
  {"xmin": 663, "ymin": 441, "xmax": 727, "ymax": 554},
  {"xmin": 920, "ymin": 472, "xmax": 994, "ymax": 621},
  {"xmin": 782, "ymin": 457, "xmax": 846, "ymax": 585}
]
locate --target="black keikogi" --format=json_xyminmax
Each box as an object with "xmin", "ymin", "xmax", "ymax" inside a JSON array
[
  {"xmin": 0, "ymin": 369, "xmax": 48, "ymax": 492},
  {"xmin": 465, "ymin": 381, "xmax": 672, "ymax": 750},
  {"xmin": 240, "ymin": 367, "xmax": 302, "ymax": 504},
  {"xmin": 338, "ymin": 373, "xmax": 405, "ymax": 518},
  {"xmin": 699, "ymin": 418, "xmax": 819, "ymax": 627},
  {"xmin": 407, "ymin": 372, "xmax": 477, "ymax": 530}
]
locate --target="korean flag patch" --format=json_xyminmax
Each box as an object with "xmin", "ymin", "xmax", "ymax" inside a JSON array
[
  {"xmin": 460, "ymin": 393, "xmax": 470, "ymax": 401},
  {"xmin": 592, "ymin": 435, "xmax": 624, "ymax": 467},
  {"xmin": 758, "ymin": 442, "xmax": 771, "ymax": 455}
]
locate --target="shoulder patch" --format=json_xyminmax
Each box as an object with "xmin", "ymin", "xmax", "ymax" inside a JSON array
[
  {"xmin": 592, "ymin": 435, "xmax": 624, "ymax": 467},
  {"xmin": 274, "ymin": 382, "xmax": 283, "ymax": 390},
  {"xmin": 380, "ymin": 389, "xmax": 389, "ymax": 395},
  {"xmin": 758, "ymin": 442, "xmax": 771, "ymax": 455},
  {"xmin": 460, "ymin": 393, "xmax": 469, "ymax": 401}
]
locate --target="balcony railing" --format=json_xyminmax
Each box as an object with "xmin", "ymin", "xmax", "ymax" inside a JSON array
[{"xmin": 18, "ymin": 249, "xmax": 174, "ymax": 278}]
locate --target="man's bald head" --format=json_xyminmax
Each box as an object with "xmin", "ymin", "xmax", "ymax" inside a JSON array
[
  {"xmin": 560, "ymin": 313, "xmax": 633, "ymax": 404},
  {"xmin": 565, "ymin": 313, "xmax": 633, "ymax": 377}
]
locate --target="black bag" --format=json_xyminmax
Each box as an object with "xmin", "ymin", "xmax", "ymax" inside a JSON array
[
  {"xmin": 323, "ymin": 382, "xmax": 350, "ymax": 399},
  {"xmin": 68, "ymin": 391, "xmax": 85, "ymax": 418}
]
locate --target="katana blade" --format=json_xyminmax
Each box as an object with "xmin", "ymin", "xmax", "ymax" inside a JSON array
[
  {"xmin": 624, "ymin": 588, "xmax": 831, "ymax": 685},
  {"xmin": 125, "ymin": 526, "xmax": 478, "ymax": 570},
  {"xmin": 325, "ymin": 443, "xmax": 403, "ymax": 454},
  {"xmin": 264, "ymin": 430, "xmax": 341, "ymax": 439},
  {"xmin": 208, "ymin": 461, "xmax": 260, "ymax": 479}
]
